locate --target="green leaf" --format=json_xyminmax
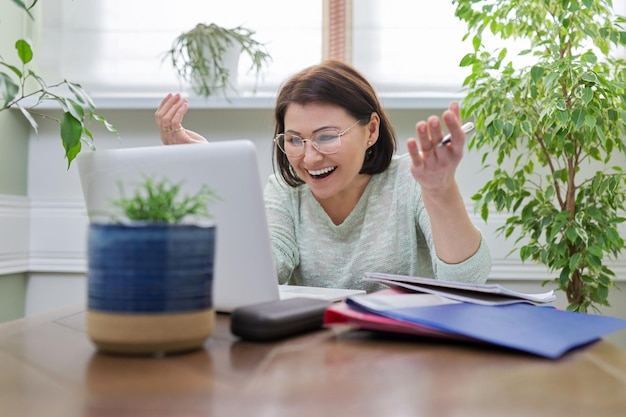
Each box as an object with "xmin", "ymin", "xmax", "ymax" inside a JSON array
[
  {"xmin": 544, "ymin": 72, "xmax": 559, "ymax": 90},
  {"xmin": 558, "ymin": 268, "xmax": 570, "ymax": 287},
  {"xmin": 581, "ymin": 87, "xmax": 593, "ymax": 104},
  {"xmin": 0, "ymin": 72, "xmax": 19, "ymax": 108},
  {"xmin": 556, "ymin": 110, "xmax": 569, "ymax": 124},
  {"xmin": 571, "ymin": 108, "xmax": 586, "ymax": 130},
  {"xmin": 595, "ymin": 125, "xmax": 607, "ymax": 143},
  {"xmin": 587, "ymin": 253, "xmax": 602, "ymax": 269},
  {"xmin": 14, "ymin": 39, "xmax": 33, "ymax": 65},
  {"xmin": 60, "ymin": 112, "xmax": 83, "ymax": 154},
  {"xmin": 67, "ymin": 82, "xmax": 96, "ymax": 109},
  {"xmin": 93, "ymin": 113, "xmax": 119, "ymax": 135},
  {"xmin": 597, "ymin": 284, "xmax": 609, "ymax": 300},
  {"xmin": 64, "ymin": 141, "xmax": 81, "ymax": 170},
  {"xmin": 480, "ymin": 203, "xmax": 489, "ymax": 222},
  {"xmin": 565, "ymin": 226, "xmax": 578, "ymax": 243},
  {"xmin": 27, "ymin": 70, "xmax": 47, "ymax": 90},
  {"xmin": 460, "ymin": 53, "xmax": 475, "ymax": 67},
  {"xmin": 581, "ymin": 51, "xmax": 597, "ymax": 64},
  {"xmin": 581, "ymin": 72, "xmax": 598, "ymax": 84},
  {"xmin": 504, "ymin": 177, "xmax": 516, "ymax": 191},
  {"xmin": 10, "ymin": 0, "xmax": 36, "ymax": 19},
  {"xmin": 15, "ymin": 103, "xmax": 38, "ymax": 132},
  {"xmin": 530, "ymin": 65, "xmax": 545, "ymax": 82},
  {"xmin": 82, "ymin": 126, "xmax": 95, "ymax": 144},
  {"xmin": 519, "ymin": 245, "xmax": 532, "ymax": 261},
  {"xmin": 0, "ymin": 61, "xmax": 23, "ymax": 78},
  {"xmin": 63, "ymin": 98, "xmax": 85, "ymax": 122}
]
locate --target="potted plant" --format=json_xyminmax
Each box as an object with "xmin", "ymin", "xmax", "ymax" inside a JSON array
[
  {"xmin": 86, "ymin": 176, "xmax": 221, "ymax": 355},
  {"xmin": 164, "ymin": 22, "xmax": 272, "ymax": 97},
  {"xmin": 0, "ymin": 0, "xmax": 118, "ymax": 168},
  {"xmin": 454, "ymin": 0, "xmax": 626, "ymax": 312}
]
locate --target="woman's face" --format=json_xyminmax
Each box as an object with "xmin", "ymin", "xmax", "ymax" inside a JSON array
[{"xmin": 282, "ymin": 102, "xmax": 379, "ymax": 204}]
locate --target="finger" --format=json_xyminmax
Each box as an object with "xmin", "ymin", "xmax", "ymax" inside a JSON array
[
  {"xmin": 165, "ymin": 98, "xmax": 188, "ymax": 130},
  {"xmin": 448, "ymin": 101, "xmax": 461, "ymax": 120},
  {"xmin": 159, "ymin": 102, "xmax": 189, "ymax": 145},
  {"xmin": 156, "ymin": 94, "xmax": 186, "ymax": 129},
  {"xmin": 155, "ymin": 93, "xmax": 175, "ymax": 124},
  {"xmin": 157, "ymin": 93, "xmax": 174, "ymax": 112},
  {"xmin": 406, "ymin": 137, "xmax": 424, "ymax": 166},
  {"xmin": 157, "ymin": 96, "xmax": 182, "ymax": 144},
  {"xmin": 416, "ymin": 120, "xmax": 437, "ymax": 154},
  {"xmin": 441, "ymin": 109, "xmax": 465, "ymax": 150}
]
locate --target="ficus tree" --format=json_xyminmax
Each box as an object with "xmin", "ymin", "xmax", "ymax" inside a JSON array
[
  {"xmin": 0, "ymin": 0, "xmax": 117, "ymax": 168},
  {"xmin": 454, "ymin": 0, "xmax": 626, "ymax": 312}
]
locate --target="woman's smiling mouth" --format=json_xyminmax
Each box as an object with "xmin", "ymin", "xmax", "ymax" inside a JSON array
[{"xmin": 307, "ymin": 166, "xmax": 337, "ymax": 179}]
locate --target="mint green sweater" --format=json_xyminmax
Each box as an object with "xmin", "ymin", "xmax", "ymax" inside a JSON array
[{"xmin": 264, "ymin": 153, "xmax": 491, "ymax": 292}]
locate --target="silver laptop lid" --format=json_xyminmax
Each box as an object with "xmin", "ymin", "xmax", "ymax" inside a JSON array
[{"xmin": 76, "ymin": 140, "xmax": 280, "ymax": 312}]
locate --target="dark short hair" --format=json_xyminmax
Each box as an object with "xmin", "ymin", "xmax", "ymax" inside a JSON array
[{"xmin": 272, "ymin": 60, "xmax": 396, "ymax": 187}]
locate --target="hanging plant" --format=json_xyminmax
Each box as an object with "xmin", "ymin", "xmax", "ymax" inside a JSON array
[{"xmin": 164, "ymin": 23, "xmax": 272, "ymax": 97}]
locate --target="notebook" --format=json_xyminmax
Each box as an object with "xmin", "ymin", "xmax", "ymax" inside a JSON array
[{"xmin": 76, "ymin": 140, "xmax": 364, "ymax": 312}]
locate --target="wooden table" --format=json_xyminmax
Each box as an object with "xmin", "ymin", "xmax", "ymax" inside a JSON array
[{"xmin": 1, "ymin": 305, "xmax": 626, "ymax": 417}]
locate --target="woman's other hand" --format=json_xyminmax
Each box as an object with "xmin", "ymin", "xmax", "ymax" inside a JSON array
[{"xmin": 155, "ymin": 93, "xmax": 208, "ymax": 145}]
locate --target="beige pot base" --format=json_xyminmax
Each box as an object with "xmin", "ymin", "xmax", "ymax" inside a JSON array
[{"xmin": 87, "ymin": 309, "xmax": 215, "ymax": 355}]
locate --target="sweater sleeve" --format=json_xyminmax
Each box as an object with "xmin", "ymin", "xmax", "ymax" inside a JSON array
[
  {"xmin": 263, "ymin": 175, "xmax": 298, "ymax": 284},
  {"xmin": 413, "ymin": 176, "xmax": 492, "ymax": 285},
  {"xmin": 433, "ymin": 233, "xmax": 492, "ymax": 284}
]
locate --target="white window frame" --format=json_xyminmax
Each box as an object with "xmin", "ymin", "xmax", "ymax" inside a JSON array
[{"xmin": 36, "ymin": 0, "xmax": 626, "ymax": 109}]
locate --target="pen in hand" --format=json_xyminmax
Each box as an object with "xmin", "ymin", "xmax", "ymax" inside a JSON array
[{"xmin": 437, "ymin": 122, "xmax": 476, "ymax": 147}]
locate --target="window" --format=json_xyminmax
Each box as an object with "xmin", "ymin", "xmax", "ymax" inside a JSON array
[
  {"xmin": 39, "ymin": 0, "xmax": 323, "ymax": 96},
  {"xmin": 352, "ymin": 1, "xmax": 470, "ymax": 94},
  {"xmin": 38, "ymin": 0, "xmax": 626, "ymax": 100}
]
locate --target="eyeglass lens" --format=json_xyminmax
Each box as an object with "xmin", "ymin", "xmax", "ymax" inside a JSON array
[{"xmin": 277, "ymin": 129, "xmax": 342, "ymax": 156}]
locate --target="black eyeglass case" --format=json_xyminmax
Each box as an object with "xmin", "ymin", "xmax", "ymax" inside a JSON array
[{"xmin": 230, "ymin": 297, "xmax": 331, "ymax": 342}]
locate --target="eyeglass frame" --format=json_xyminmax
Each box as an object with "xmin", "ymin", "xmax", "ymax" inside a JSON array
[{"xmin": 273, "ymin": 119, "xmax": 364, "ymax": 157}]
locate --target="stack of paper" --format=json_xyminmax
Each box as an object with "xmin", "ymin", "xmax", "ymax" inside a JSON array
[
  {"xmin": 363, "ymin": 272, "xmax": 556, "ymax": 305},
  {"xmin": 324, "ymin": 274, "xmax": 626, "ymax": 359}
]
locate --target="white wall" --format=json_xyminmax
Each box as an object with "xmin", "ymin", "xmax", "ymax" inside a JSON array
[{"xmin": 19, "ymin": 101, "xmax": 626, "ymax": 348}]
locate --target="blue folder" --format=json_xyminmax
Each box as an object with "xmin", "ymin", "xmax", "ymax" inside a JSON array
[{"xmin": 346, "ymin": 299, "xmax": 626, "ymax": 359}]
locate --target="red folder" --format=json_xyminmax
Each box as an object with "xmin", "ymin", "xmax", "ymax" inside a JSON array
[{"xmin": 324, "ymin": 301, "xmax": 474, "ymax": 342}]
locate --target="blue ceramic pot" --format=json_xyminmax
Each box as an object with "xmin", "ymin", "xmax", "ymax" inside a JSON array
[
  {"xmin": 86, "ymin": 223, "xmax": 217, "ymax": 355},
  {"xmin": 87, "ymin": 223, "xmax": 216, "ymax": 313}
]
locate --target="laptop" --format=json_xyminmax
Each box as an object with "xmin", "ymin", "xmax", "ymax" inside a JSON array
[{"xmin": 76, "ymin": 140, "xmax": 364, "ymax": 312}]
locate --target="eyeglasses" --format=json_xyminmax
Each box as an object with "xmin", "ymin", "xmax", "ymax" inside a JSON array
[{"xmin": 273, "ymin": 119, "xmax": 362, "ymax": 157}]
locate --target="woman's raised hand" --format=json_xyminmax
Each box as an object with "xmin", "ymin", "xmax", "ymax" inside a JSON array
[
  {"xmin": 407, "ymin": 101, "xmax": 466, "ymax": 195},
  {"xmin": 155, "ymin": 93, "xmax": 208, "ymax": 145},
  {"xmin": 407, "ymin": 101, "xmax": 482, "ymax": 264}
]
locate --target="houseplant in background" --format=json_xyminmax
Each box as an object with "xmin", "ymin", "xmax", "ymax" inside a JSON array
[
  {"xmin": 454, "ymin": 0, "xmax": 626, "ymax": 312},
  {"xmin": 164, "ymin": 22, "xmax": 272, "ymax": 97},
  {"xmin": 86, "ymin": 176, "xmax": 221, "ymax": 355},
  {"xmin": 0, "ymin": 0, "xmax": 118, "ymax": 168}
]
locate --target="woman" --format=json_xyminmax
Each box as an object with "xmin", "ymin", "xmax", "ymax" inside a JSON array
[{"xmin": 155, "ymin": 60, "xmax": 491, "ymax": 291}]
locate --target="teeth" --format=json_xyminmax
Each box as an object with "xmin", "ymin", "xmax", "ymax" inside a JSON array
[{"xmin": 308, "ymin": 166, "xmax": 336, "ymax": 176}]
